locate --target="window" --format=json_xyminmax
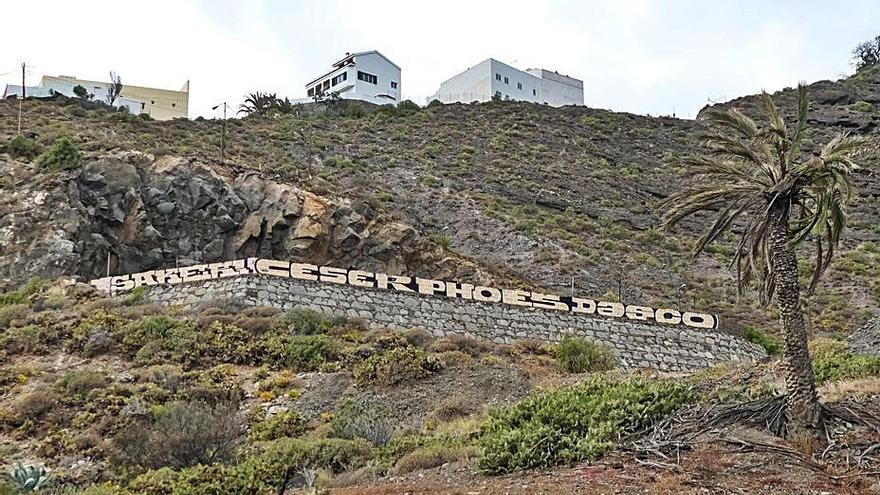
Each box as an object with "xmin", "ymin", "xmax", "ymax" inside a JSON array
[
  {"xmin": 504, "ymin": 76, "xmax": 509, "ymax": 84},
  {"xmin": 308, "ymin": 87, "xmax": 315, "ymax": 97},
  {"xmin": 391, "ymin": 81, "xmax": 398, "ymax": 89},
  {"xmin": 357, "ymin": 71, "xmax": 377, "ymax": 84},
  {"xmin": 532, "ymin": 89, "xmax": 537, "ymax": 96},
  {"xmin": 171, "ymin": 103, "xmax": 176, "ymax": 107},
  {"xmin": 495, "ymin": 73, "xmax": 501, "ymax": 81},
  {"xmin": 331, "ymin": 72, "xmax": 347, "ymax": 86},
  {"xmin": 151, "ymin": 100, "xmax": 156, "ymax": 104},
  {"xmin": 322, "ymin": 80, "xmax": 331, "ymax": 90},
  {"xmin": 517, "ymin": 82, "xmax": 522, "ymax": 90},
  {"xmin": 504, "ymin": 94, "xmax": 510, "ymax": 100},
  {"xmin": 494, "ymin": 91, "xmax": 502, "ymax": 98}
]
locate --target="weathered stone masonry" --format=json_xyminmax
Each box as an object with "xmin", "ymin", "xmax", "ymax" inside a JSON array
[{"xmin": 145, "ymin": 273, "xmax": 766, "ymax": 373}]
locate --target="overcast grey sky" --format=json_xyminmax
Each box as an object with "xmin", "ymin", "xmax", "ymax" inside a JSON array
[{"xmin": 2, "ymin": 0, "xmax": 878, "ymax": 119}]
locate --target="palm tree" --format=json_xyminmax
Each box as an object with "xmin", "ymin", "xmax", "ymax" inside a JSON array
[
  {"xmin": 662, "ymin": 84, "xmax": 866, "ymax": 434},
  {"xmin": 238, "ymin": 92, "xmax": 278, "ymax": 116}
]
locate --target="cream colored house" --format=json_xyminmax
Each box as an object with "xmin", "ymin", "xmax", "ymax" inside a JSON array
[{"xmin": 4, "ymin": 75, "xmax": 189, "ymax": 120}]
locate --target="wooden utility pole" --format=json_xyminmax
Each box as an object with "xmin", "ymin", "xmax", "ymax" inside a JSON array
[
  {"xmin": 17, "ymin": 62, "xmax": 25, "ymax": 134},
  {"xmin": 220, "ymin": 102, "xmax": 227, "ymax": 163},
  {"xmin": 212, "ymin": 102, "xmax": 227, "ymax": 163}
]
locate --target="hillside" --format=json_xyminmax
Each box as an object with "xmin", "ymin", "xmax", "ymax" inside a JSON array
[
  {"xmin": 2, "ymin": 70, "xmax": 880, "ymax": 494},
  {"xmin": 1, "ymin": 69, "xmax": 879, "ymax": 337}
]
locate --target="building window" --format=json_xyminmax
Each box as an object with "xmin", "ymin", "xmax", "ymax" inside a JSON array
[
  {"xmin": 151, "ymin": 100, "xmax": 155, "ymax": 104},
  {"xmin": 322, "ymin": 80, "xmax": 331, "ymax": 90},
  {"xmin": 532, "ymin": 89, "xmax": 537, "ymax": 96},
  {"xmin": 517, "ymin": 82, "xmax": 522, "ymax": 90},
  {"xmin": 357, "ymin": 71, "xmax": 377, "ymax": 84},
  {"xmin": 494, "ymin": 91, "xmax": 502, "ymax": 99},
  {"xmin": 171, "ymin": 103, "xmax": 176, "ymax": 107},
  {"xmin": 331, "ymin": 72, "xmax": 347, "ymax": 86},
  {"xmin": 495, "ymin": 73, "xmax": 501, "ymax": 81},
  {"xmin": 391, "ymin": 81, "xmax": 398, "ymax": 89},
  {"xmin": 504, "ymin": 94, "xmax": 510, "ymax": 100},
  {"xmin": 308, "ymin": 88, "xmax": 315, "ymax": 97},
  {"xmin": 504, "ymin": 76, "xmax": 509, "ymax": 84}
]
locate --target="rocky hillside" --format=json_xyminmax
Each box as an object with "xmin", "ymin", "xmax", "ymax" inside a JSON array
[{"xmin": 1, "ymin": 67, "xmax": 879, "ymax": 335}]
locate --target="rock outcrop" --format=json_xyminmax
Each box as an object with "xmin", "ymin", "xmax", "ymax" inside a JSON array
[{"xmin": 0, "ymin": 152, "xmax": 495, "ymax": 286}]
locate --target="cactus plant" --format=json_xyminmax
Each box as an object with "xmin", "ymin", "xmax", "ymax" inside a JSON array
[{"xmin": 7, "ymin": 463, "xmax": 50, "ymax": 492}]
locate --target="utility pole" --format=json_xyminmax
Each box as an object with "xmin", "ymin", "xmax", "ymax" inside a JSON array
[
  {"xmin": 212, "ymin": 102, "xmax": 227, "ymax": 163},
  {"xmin": 17, "ymin": 62, "xmax": 25, "ymax": 134}
]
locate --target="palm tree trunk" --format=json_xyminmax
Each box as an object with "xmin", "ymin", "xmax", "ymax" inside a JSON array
[{"xmin": 769, "ymin": 204, "xmax": 822, "ymax": 433}]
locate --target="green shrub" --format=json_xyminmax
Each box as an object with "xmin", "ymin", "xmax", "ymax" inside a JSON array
[
  {"xmin": 265, "ymin": 334, "xmax": 339, "ymax": 371},
  {"xmin": 284, "ymin": 308, "xmax": 346, "ymax": 335},
  {"xmin": 810, "ymin": 338, "xmax": 880, "ymax": 384},
  {"xmin": 427, "ymin": 99, "xmax": 444, "ymax": 108},
  {"xmin": 398, "ymin": 100, "xmax": 420, "ymax": 113},
  {"xmin": 850, "ymin": 100, "xmax": 873, "ymax": 112},
  {"xmin": 0, "ymin": 278, "xmax": 49, "ymax": 307},
  {"xmin": 330, "ymin": 400, "xmax": 395, "ymax": 446},
  {"xmin": 250, "ymin": 409, "xmax": 305, "ymax": 441},
  {"xmin": 344, "ymin": 104, "xmax": 366, "ymax": 119},
  {"xmin": 3, "ymin": 136, "xmax": 38, "ymax": 160},
  {"xmin": 0, "ymin": 303, "xmax": 31, "ymax": 329},
  {"xmin": 56, "ymin": 370, "xmax": 110, "ymax": 399},
  {"xmin": 743, "ymin": 326, "xmax": 780, "ymax": 355},
  {"xmin": 554, "ymin": 336, "xmax": 617, "ymax": 373},
  {"xmin": 149, "ymin": 438, "xmax": 369, "ymax": 495},
  {"xmin": 354, "ymin": 346, "xmax": 442, "ymax": 387},
  {"xmin": 35, "ymin": 136, "xmax": 83, "ymax": 171},
  {"xmin": 478, "ymin": 376, "xmax": 696, "ymax": 473}
]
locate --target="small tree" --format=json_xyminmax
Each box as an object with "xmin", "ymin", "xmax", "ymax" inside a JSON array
[
  {"xmin": 238, "ymin": 92, "xmax": 278, "ymax": 116},
  {"xmin": 72, "ymin": 84, "xmax": 92, "ymax": 100},
  {"xmin": 107, "ymin": 71, "xmax": 123, "ymax": 105},
  {"xmin": 853, "ymin": 35, "xmax": 880, "ymax": 72}
]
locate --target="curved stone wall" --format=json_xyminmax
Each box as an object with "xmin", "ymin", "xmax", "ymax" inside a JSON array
[{"xmin": 144, "ymin": 273, "xmax": 766, "ymax": 373}]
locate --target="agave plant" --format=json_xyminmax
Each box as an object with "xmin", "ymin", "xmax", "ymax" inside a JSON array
[{"xmin": 7, "ymin": 463, "xmax": 51, "ymax": 492}]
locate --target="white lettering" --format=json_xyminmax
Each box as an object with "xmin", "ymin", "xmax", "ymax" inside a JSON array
[
  {"xmin": 416, "ymin": 278, "xmax": 446, "ymax": 295},
  {"xmin": 502, "ymin": 288, "xmax": 531, "ymax": 307},
  {"xmin": 472, "ymin": 286, "xmax": 502, "ymax": 303},
  {"xmin": 597, "ymin": 301, "xmax": 625, "ymax": 318},
  {"xmin": 654, "ymin": 309, "xmax": 682, "ymax": 325},
  {"xmin": 682, "ymin": 312, "xmax": 717, "ymax": 329},
  {"xmin": 255, "ymin": 259, "xmax": 291, "ymax": 278},
  {"xmin": 625, "ymin": 305, "xmax": 654, "ymax": 321},
  {"xmin": 446, "ymin": 282, "xmax": 474, "ymax": 300},
  {"xmin": 570, "ymin": 297, "xmax": 597, "ymax": 314},
  {"xmin": 291, "ymin": 263, "xmax": 319, "ymax": 281},
  {"xmin": 376, "ymin": 274, "xmax": 414, "ymax": 292},
  {"xmin": 530, "ymin": 292, "xmax": 569, "ymax": 311},
  {"xmin": 319, "ymin": 266, "xmax": 348, "ymax": 284},
  {"xmin": 349, "ymin": 270, "xmax": 375, "ymax": 288}
]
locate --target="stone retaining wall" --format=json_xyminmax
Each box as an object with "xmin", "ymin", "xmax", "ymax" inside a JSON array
[{"xmin": 146, "ymin": 274, "xmax": 765, "ymax": 372}]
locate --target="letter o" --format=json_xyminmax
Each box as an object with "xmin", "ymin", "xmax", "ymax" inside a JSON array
[
  {"xmin": 473, "ymin": 286, "xmax": 502, "ymax": 303},
  {"xmin": 682, "ymin": 312, "xmax": 717, "ymax": 329}
]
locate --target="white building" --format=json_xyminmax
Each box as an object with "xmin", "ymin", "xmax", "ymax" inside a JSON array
[
  {"xmin": 306, "ymin": 51, "xmax": 401, "ymax": 105},
  {"xmin": 3, "ymin": 75, "xmax": 190, "ymax": 119},
  {"xmin": 429, "ymin": 58, "xmax": 584, "ymax": 107}
]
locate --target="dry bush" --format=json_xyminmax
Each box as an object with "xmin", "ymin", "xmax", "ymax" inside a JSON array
[
  {"xmin": 113, "ymin": 400, "xmax": 245, "ymax": 469},
  {"xmin": 242, "ymin": 306, "xmax": 281, "ymax": 318},
  {"xmin": 0, "ymin": 303, "xmax": 32, "ymax": 328},
  {"xmin": 13, "ymin": 391, "xmax": 59, "ymax": 420},
  {"xmin": 391, "ymin": 446, "xmax": 477, "ymax": 475},
  {"xmin": 435, "ymin": 350, "xmax": 474, "ymax": 367},
  {"xmin": 430, "ymin": 333, "xmax": 497, "ymax": 357},
  {"xmin": 427, "ymin": 394, "xmax": 476, "ymax": 424},
  {"xmin": 514, "ymin": 338, "xmax": 551, "ymax": 355},
  {"xmin": 402, "ymin": 329, "xmax": 434, "ymax": 348}
]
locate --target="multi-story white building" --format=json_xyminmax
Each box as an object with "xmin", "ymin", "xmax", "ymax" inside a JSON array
[
  {"xmin": 306, "ymin": 51, "xmax": 401, "ymax": 105},
  {"xmin": 429, "ymin": 58, "xmax": 583, "ymax": 107}
]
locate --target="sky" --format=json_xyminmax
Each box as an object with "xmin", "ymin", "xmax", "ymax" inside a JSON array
[{"xmin": 1, "ymin": 0, "xmax": 879, "ymax": 119}]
